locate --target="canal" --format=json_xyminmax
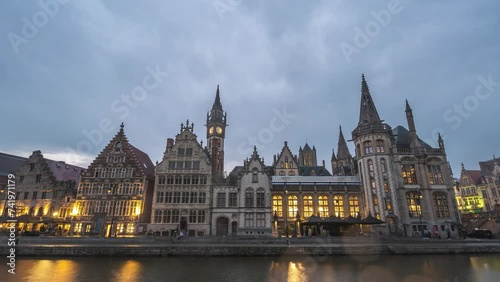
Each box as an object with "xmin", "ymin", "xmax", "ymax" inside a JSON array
[{"xmin": 2, "ymin": 254, "xmax": 499, "ymax": 281}]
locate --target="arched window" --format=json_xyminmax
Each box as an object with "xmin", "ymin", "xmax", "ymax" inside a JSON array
[
  {"xmin": 284, "ymin": 157, "xmax": 289, "ymax": 168},
  {"xmin": 245, "ymin": 188, "xmax": 254, "ymax": 207},
  {"xmin": 272, "ymin": 195, "xmax": 283, "ymax": 217},
  {"xmin": 348, "ymin": 195, "xmax": 359, "ymax": 217},
  {"xmin": 434, "ymin": 192, "xmax": 450, "ymax": 218},
  {"xmin": 380, "ymin": 158, "xmax": 387, "ymax": 173},
  {"xmin": 288, "ymin": 171, "xmax": 295, "ymax": 176},
  {"xmin": 406, "ymin": 192, "xmax": 422, "ymax": 218},
  {"xmin": 303, "ymin": 195, "xmax": 313, "ymax": 218},
  {"xmin": 289, "ymin": 162, "xmax": 293, "ymax": 169},
  {"xmin": 376, "ymin": 140, "xmax": 385, "ymax": 153},
  {"xmin": 115, "ymin": 141, "xmax": 122, "ymax": 151},
  {"xmin": 279, "ymin": 171, "xmax": 285, "ymax": 176},
  {"xmin": 318, "ymin": 195, "xmax": 329, "ymax": 217},
  {"xmin": 368, "ymin": 159, "xmax": 374, "ymax": 174},
  {"xmin": 383, "ymin": 179, "xmax": 389, "ymax": 194},
  {"xmin": 287, "ymin": 195, "xmax": 298, "ymax": 218},
  {"xmin": 280, "ymin": 161, "xmax": 284, "ymax": 168},
  {"xmin": 333, "ymin": 195, "xmax": 344, "ymax": 218},
  {"xmin": 252, "ymin": 169, "xmax": 258, "ymax": 183},
  {"xmin": 256, "ymin": 188, "xmax": 265, "ymax": 207},
  {"xmin": 363, "ymin": 141, "xmax": 373, "ymax": 155}
]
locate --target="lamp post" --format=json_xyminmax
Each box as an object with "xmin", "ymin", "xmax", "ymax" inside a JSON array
[
  {"xmin": 273, "ymin": 211, "xmax": 278, "ymax": 236},
  {"xmin": 107, "ymin": 184, "xmax": 117, "ymax": 238},
  {"xmin": 295, "ymin": 212, "xmax": 300, "ymax": 237},
  {"xmin": 416, "ymin": 189, "xmax": 424, "ymax": 239}
]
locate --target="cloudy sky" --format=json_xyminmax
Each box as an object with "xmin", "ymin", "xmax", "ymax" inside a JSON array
[{"xmin": 1, "ymin": 0, "xmax": 499, "ymax": 176}]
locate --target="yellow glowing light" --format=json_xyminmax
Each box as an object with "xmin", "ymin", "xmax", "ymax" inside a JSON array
[
  {"xmin": 53, "ymin": 212, "xmax": 58, "ymax": 217},
  {"xmin": 71, "ymin": 206, "xmax": 78, "ymax": 216},
  {"xmin": 135, "ymin": 206, "xmax": 141, "ymax": 215}
]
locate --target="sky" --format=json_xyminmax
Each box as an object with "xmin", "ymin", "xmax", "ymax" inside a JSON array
[{"xmin": 1, "ymin": 0, "xmax": 499, "ymax": 176}]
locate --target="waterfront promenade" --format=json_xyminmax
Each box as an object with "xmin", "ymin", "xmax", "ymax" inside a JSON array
[{"xmin": 2, "ymin": 235, "xmax": 499, "ymax": 257}]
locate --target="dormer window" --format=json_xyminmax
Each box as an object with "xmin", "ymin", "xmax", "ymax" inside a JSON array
[{"xmin": 252, "ymin": 169, "xmax": 258, "ymax": 183}]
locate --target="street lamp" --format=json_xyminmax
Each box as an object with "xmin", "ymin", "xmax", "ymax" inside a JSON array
[
  {"xmin": 273, "ymin": 211, "xmax": 278, "ymax": 236},
  {"xmin": 416, "ymin": 189, "xmax": 424, "ymax": 239},
  {"xmin": 295, "ymin": 212, "xmax": 300, "ymax": 237},
  {"xmin": 107, "ymin": 184, "xmax": 117, "ymax": 238}
]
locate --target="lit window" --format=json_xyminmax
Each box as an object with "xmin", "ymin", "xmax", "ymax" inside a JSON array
[
  {"xmin": 427, "ymin": 165, "xmax": 444, "ymax": 185},
  {"xmin": 376, "ymin": 140, "xmax": 385, "ymax": 153},
  {"xmin": 334, "ymin": 195, "xmax": 344, "ymax": 218},
  {"xmin": 272, "ymin": 195, "xmax": 283, "ymax": 217},
  {"xmin": 349, "ymin": 195, "xmax": 359, "ymax": 217},
  {"xmin": 380, "ymin": 159, "xmax": 387, "ymax": 173},
  {"xmin": 126, "ymin": 224, "xmax": 135, "ymax": 233},
  {"xmin": 402, "ymin": 164, "xmax": 418, "ymax": 184},
  {"xmin": 406, "ymin": 192, "xmax": 422, "ymax": 218},
  {"xmin": 363, "ymin": 141, "xmax": 373, "ymax": 155},
  {"xmin": 318, "ymin": 195, "xmax": 329, "ymax": 218},
  {"xmin": 303, "ymin": 195, "xmax": 314, "ymax": 218},
  {"xmin": 287, "ymin": 195, "xmax": 298, "ymax": 218}
]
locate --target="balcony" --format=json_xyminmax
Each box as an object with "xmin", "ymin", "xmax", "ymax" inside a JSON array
[
  {"xmin": 396, "ymin": 147, "xmax": 444, "ymax": 155},
  {"xmin": 352, "ymin": 123, "xmax": 392, "ymax": 138}
]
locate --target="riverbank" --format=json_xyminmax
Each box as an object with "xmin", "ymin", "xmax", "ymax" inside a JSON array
[{"xmin": 2, "ymin": 236, "xmax": 499, "ymax": 257}]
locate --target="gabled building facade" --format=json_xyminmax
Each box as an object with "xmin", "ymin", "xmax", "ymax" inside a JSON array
[
  {"xmin": 273, "ymin": 141, "xmax": 299, "ymax": 176},
  {"xmin": 11, "ymin": 150, "xmax": 84, "ymax": 232},
  {"xmin": 479, "ymin": 157, "xmax": 500, "ymax": 211},
  {"xmin": 456, "ymin": 164, "xmax": 487, "ymax": 213},
  {"xmin": 73, "ymin": 123, "xmax": 155, "ymax": 236}
]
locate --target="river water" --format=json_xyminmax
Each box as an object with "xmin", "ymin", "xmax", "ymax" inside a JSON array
[{"xmin": 2, "ymin": 254, "xmax": 499, "ymax": 282}]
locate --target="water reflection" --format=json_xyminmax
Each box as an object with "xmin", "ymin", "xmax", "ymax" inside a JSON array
[{"xmin": 2, "ymin": 254, "xmax": 499, "ymax": 282}]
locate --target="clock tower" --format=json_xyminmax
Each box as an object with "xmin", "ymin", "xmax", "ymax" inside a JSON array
[{"xmin": 206, "ymin": 85, "xmax": 227, "ymax": 177}]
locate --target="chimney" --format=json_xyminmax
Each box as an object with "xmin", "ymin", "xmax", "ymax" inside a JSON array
[{"xmin": 322, "ymin": 160, "xmax": 325, "ymax": 168}]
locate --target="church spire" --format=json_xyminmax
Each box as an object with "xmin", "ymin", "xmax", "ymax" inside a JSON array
[
  {"xmin": 358, "ymin": 74, "xmax": 382, "ymax": 126},
  {"xmin": 331, "ymin": 149, "xmax": 337, "ymax": 161},
  {"xmin": 212, "ymin": 84, "xmax": 222, "ymax": 112},
  {"xmin": 405, "ymin": 99, "xmax": 416, "ymax": 133},
  {"xmin": 337, "ymin": 125, "xmax": 351, "ymax": 160}
]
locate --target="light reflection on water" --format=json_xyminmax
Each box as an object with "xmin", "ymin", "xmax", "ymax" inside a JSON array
[{"xmin": 2, "ymin": 254, "xmax": 499, "ymax": 282}]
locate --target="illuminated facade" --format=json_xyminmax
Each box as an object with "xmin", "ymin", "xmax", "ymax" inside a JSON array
[
  {"xmin": 11, "ymin": 150, "xmax": 84, "ymax": 232},
  {"xmin": 73, "ymin": 123, "xmax": 155, "ymax": 236},
  {"xmin": 456, "ymin": 164, "xmax": 487, "ymax": 213}
]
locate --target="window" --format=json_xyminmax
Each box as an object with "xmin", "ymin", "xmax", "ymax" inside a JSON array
[
  {"xmin": 35, "ymin": 174, "xmax": 41, "ymax": 183},
  {"xmin": 172, "ymin": 210, "xmax": 180, "ymax": 223},
  {"xmin": 178, "ymin": 148, "xmax": 185, "ymax": 156},
  {"xmin": 189, "ymin": 210, "xmax": 197, "ymax": 223},
  {"xmin": 154, "ymin": 210, "xmax": 162, "ymax": 223},
  {"xmin": 229, "ymin": 192, "xmax": 238, "ymax": 207},
  {"xmin": 173, "ymin": 192, "xmax": 181, "ymax": 203},
  {"xmin": 197, "ymin": 210, "xmax": 205, "ymax": 223},
  {"xmin": 363, "ymin": 141, "xmax": 373, "ymax": 155},
  {"xmin": 273, "ymin": 195, "xmax": 283, "ymax": 217},
  {"xmin": 245, "ymin": 188, "xmax": 254, "ymax": 207},
  {"xmin": 402, "ymin": 164, "xmax": 417, "ymax": 184},
  {"xmin": 181, "ymin": 192, "xmax": 189, "ymax": 203},
  {"xmin": 288, "ymin": 171, "xmax": 295, "ymax": 176},
  {"xmin": 256, "ymin": 213, "xmax": 266, "ymax": 228},
  {"xmin": 217, "ymin": 192, "xmax": 226, "ymax": 207},
  {"xmin": 252, "ymin": 170, "xmax": 258, "ymax": 183},
  {"xmin": 318, "ymin": 195, "xmax": 329, "ymax": 217},
  {"xmin": 427, "ymin": 165, "xmax": 444, "ymax": 185},
  {"xmin": 23, "ymin": 192, "xmax": 29, "ymax": 200},
  {"xmin": 115, "ymin": 141, "xmax": 122, "ymax": 151},
  {"xmin": 158, "ymin": 176, "xmax": 166, "ymax": 185},
  {"xmin": 256, "ymin": 188, "xmax": 265, "ymax": 207},
  {"xmin": 303, "ymin": 195, "xmax": 314, "ymax": 218},
  {"xmin": 168, "ymin": 161, "xmax": 175, "ymax": 169},
  {"xmin": 383, "ymin": 180, "xmax": 389, "ymax": 194},
  {"xmin": 198, "ymin": 192, "xmax": 206, "ymax": 204},
  {"xmin": 380, "ymin": 159, "xmax": 387, "ymax": 173},
  {"xmin": 376, "ymin": 140, "xmax": 385, "ymax": 153},
  {"xmin": 348, "ymin": 195, "xmax": 359, "ymax": 217},
  {"xmin": 287, "ymin": 195, "xmax": 298, "ymax": 218},
  {"xmin": 434, "ymin": 192, "xmax": 450, "ymax": 218},
  {"xmin": 193, "ymin": 161, "xmax": 200, "ymax": 170},
  {"xmin": 279, "ymin": 171, "xmax": 285, "ymax": 176},
  {"xmin": 245, "ymin": 213, "xmax": 254, "ymax": 227},
  {"xmin": 406, "ymin": 192, "xmax": 422, "ymax": 218},
  {"xmin": 20, "ymin": 175, "xmax": 24, "ymax": 183},
  {"xmin": 156, "ymin": 192, "xmax": 164, "ymax": 204},
  {"xmin": 30, "ymin": 163, "xmax": 35, "ymax": 171},
  {"xmin": 385, "ymin": 198, "xmax": 393, "ymax": 211},
  {"xmin": 186, "ymin": 148, "xmax": 193, "ymax": 156},
  {"xmin": 334, "ymin": 195, "xmax": 344, "ymax": 218},
  {"xmin": 370, "ymin": 178, "xmax": 376, "ymax": 190},
  {"xmin": 41, "ymin": 191, "xmax": 47, "ymax": 199},
  {"xmin": 126, "ymin": 224, "xmax": 135, "ymax": 234},
  {"xmin": 368, "ymin": 160, "xmax": 374, "ymax": 174},
  {"xmin": 190, "ymin": 192, "xmax": 198, "ymax": 204},
  {"xmin": 32, "ymin": 191, "xmax": 38, "ymax": 199}
]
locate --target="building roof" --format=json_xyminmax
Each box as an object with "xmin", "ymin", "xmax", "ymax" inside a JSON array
[
  {"xmin": 45, "ymin": 159, "xmax": 85, "ymax": 184},
  {"xmin": 0, "ymin": 152, "xmax": 27, "ymax": 176},
  {"xmin": 479, "ymin": 157, "xmax": 499, "ymax": 177},
  {"xmin": 392, "ymin": 126, "xmax": 432, "ymax": 149},
  {"xmin": 299, "ymin": 166, "xmax": 332, "ymax": 176},
  {"xmin": 129, "ymin": 144, "xmax": 155, "ymax": 178},
  {"xmin": 336, "ymin": 125, "xmax": 351, "ymax": 160},
  {"xmin": 464, "ymin": 170, "xmax": 483, "ymax": 185},
  {"xmin": 272, "ymin": 175, "xmax": 360, "ymax": 185},
  {"xmin": 357, "ymin": 74, "xmax": 382, "ymax": 126}
]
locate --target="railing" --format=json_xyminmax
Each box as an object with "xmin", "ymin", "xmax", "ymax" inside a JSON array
[
  {"xmin": 352, "ymin": 123, "xmax": 392, "ymax": 136},
  {"xmin": 396, "ymin": 147, "xmax": 444, "ymax": 155}
]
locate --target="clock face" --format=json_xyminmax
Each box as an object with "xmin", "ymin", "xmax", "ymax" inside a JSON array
[
  {"xmin": 216, "ymin": 127, "xmax": 223, "ymax": 134},
  {"xmin": 209, "ymin": 127, "xmax": 214, "ymax": 134}
]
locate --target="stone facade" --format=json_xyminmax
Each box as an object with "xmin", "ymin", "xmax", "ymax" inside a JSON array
[
  {"xmin": 73, "ymin": 124, "xmax": 155, "ymax": 236},
  {"xmin": 12, "ymin": 150, "xmax": 84, "ymax": 232},
  {"xmin": 149, "ymin": 122, "xmax": 212, "ymax": 237},
  {"xmin": 352, "ymin": 75, "xmax": 461, "ymax": 238}
]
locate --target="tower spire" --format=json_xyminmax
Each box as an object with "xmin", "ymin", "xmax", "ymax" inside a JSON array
[
  {"xmin": 358, "ymin": 74, "xmax": 382, "ymax": 126},
  {"xmin": 405, "ymin": 99, "xmax": 416, "ymax": 133},
  {"xmin": 337, "ymin": 125, "xmax": 351, "ymax": 160}
]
